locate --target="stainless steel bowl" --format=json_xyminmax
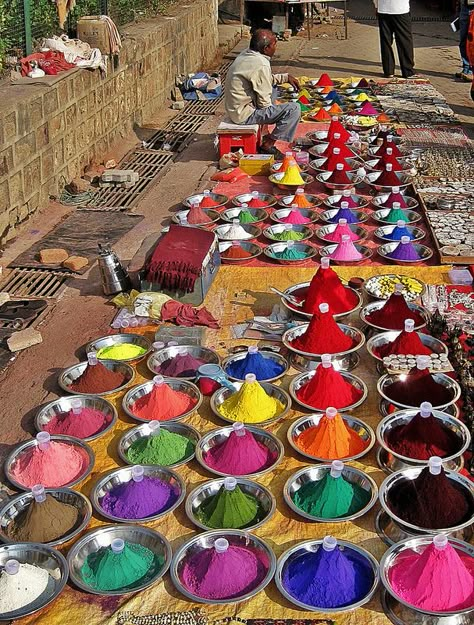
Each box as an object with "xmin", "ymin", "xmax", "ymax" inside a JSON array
[
  {"xmin": 290, "ymin": 351, "xmax": 360, "ymax": 373},
  {"xmin": 35, "ymin": 395, "xmax": 117, "ymax": 442},
  {"xmin": 91, "ymin": 465, "xmax": 185, "ymax": 523},
  {"xmin": 379, "ymin": 467, "xmax": 474, "ymax": 537},
  {"xmin": 323, "ymin": 194, "xmax": 370, "ymax": 209},
  {"xmin": 379, "ymin": 398, "xmax": 460, "ymax": 420},
  {"xmin": 170, "ymin": 529, "xmax": 276, "ymax": 604},
  {"xmin": 232, "ymin": 192, "xmax": 277, "ymax": 209},
  {"xmin": 210, "ymin": 382, "xmax": 291, "ymax": 427},
  {"xmin": 376, "ymin": 410, "xmax": 471, "ymax": 472},
  {"xmin": 289, "ymin": 369, "xmax": 368, "ymax": 413},
  {"xmin": 309, "ymin": 158, "xmax": 360, "ymax": 175},
  {"xmin": 195, "ymin": 425, "xmax": 284, "ymax": 478},
  {"xmin": 59, "ymin": 360, "xmax": 135, "ymax": 397},
  {"xmin": 219, "ymin": 241, "xmax": 263, "ymax": 263},
  {"xmin": 172, "ymin": 209, "xmax": 221, "ymax": 225},
  {"xmin": 275, "ymin": 539, "xmax": 379, "ymax": 612},
  {"xmin": 0, "ymin": 488, "xmax": 92, "ymax": 547},
  {"xmin": 377, "ymin": 372, "xmax": 461, "ymax": 410},
  {"xmin": 375, "ymin": 224, "xmax": 425, "ymax": 243},
  {"xmin": 284, "ymin": 464, "xmax": 378, "ymax": 522},
  {"xmin": 316, "ymin": 223, "xmax": 368, "ymax": 243},
  {"xmin": 372, "ymin": 193, "xmax": 419, "ymax": 211},
  {"xmin": 366, "ymin": 331, "xmax": 448, "ymax": 363},
  {"xmin": 376, "ymin": 509, "xmax": 473, "ymax": 546},
  {"xmin": 316, "ymin": 171, "xmax": 363, "ymax": 191},
  {"xmin": 67, "ymin": 524, "xmax": 172, "ymax": 595},
  {"xmin": 380, "ymin": 537, "xmax": 474, "ymax": 622},
  {"xmin": 283, "ymin": 322, "xmax": 366, "ymax": 358},
  {"xmin": 213, "ymin": 223, "xmax": 261, "ymax": 241},
  {"xmin": 263, "ymin": 242, "xmax": 318, "ymax": 265},
  {"xmin": 220, "ymin": 207, "xmax": 268, "ymax": 224},
  {"xmin": 377, "ymin": 242, "xmax": 433, "ymax": 265},
  {"xmin": 5, "ymin": 435, "xmax": 95, "ymax": 491},
  {"xmin": 279, "ymin": 281, "xmax": 362, "ymax": 320},
  {"xmin": 271, "ymin": 208, "xmax": 319, "ymax": 224},
  {"xmin": 372, "ymin": 208, "xmax": 421, "ymax": 225},
  {"xmin": 363, "ymin": 274, "xmax": 426, "ymax": 302},
  {"xmin": 185, "ymin": 478, "xmax": 276, "ymax": 531},
  {"xmin": 365, "ymin": 158, "xmax": 414, "ymax": 173},
  {"xmin": 288, "ymin": 413, "xmax": 375, "ymax": 462},
  {"xmin": 222, "ymin": 350, "xmax": 289, "ymax": 383},
  {"xmin": 0, "ymin": 543, "xmax": 68, "ymax": 620},
  {"xmin": 183, "ymin": 193, "xmax": 228, "ymax": 209},
  {"xmin": 269, "ymin": 172, "xmax": 314, "ymax": 190},
  {"xmin": 360, "ymin": 301, "xmax": 428, "ymax": 332},
  {"xmin": 263, "ymin": 223, "xmax": 313, "ymax": 243},
  {"xmin": 271, "ymin": 161, "xmax": 309, "ymax": 174},
  {"xmin": 365, "ymin": 171, "xmax": 413, "ymax": 192},
  {"xmin": 117, "ymin": 422, "xmax": 200, "ymax": 468},
  {"xmin": 147, "ymin": 345, "xmax": 220, "ymax": 381},
  {"xmin": 86, "ymin": 333, "xmax": 152, "ymax": 363},
  {"xmin": 320, "ymin": 242, "xmax": 373, "ymax": 264},
  {"xmin": 320, "ymin": 208, "xmax": 369, "ymax": 224},
  {"xmin": 122, "ymin": 379, "xmax": 202, "ymax": 423},
  {"xmin": 277, "ymin": 193, "xmax": 320, "ymax": 208}
]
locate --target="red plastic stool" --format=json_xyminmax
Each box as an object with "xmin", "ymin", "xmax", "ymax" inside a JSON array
[{"xmin": 217, "ymin": 122, "xmax": 261, "ymax": 157}]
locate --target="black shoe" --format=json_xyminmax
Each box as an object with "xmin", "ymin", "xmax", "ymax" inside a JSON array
[{"xmin": 259, "ymin": 145, "xmax": 285, "ymax": 160}]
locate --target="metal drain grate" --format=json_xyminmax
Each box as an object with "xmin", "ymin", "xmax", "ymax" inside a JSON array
[
  {"xmin": 120, "ymin": 150, "xmax": 174, "ymax": 179},
  {"xmin": 86, "ymin": 176, "xmax": 153, "ymax": 210},
  {"xmin": 184, "ymin": 97, "xmax": 223, "ymax": 115},
  {"xmin": 146, "ymin": 114, "xmax": 207, "ymax": 152},
  {"xmin": 0, "ymin": 269, "xmax": 68, "ymax": 298},
  {"xmin": 219, "ymin": 60, "xmax": 233, "ymax": 79}
]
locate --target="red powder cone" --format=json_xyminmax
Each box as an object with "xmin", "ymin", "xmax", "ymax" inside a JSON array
[
  {"xmin": 200, "ymin": 193, "xmax": 220, "ymax": 208},
  {"xmin": 299, "ymin": 95, "xmax": 311, "ymax": 105},
  {"xmin": 377, "ymin": 113, "xmax": 391, "ymax": 123},
  {"xmin": 313, "ymin": 108, "xmax": 332, "ymax": 122},
  {"xmin": 332, "ymin": 193, "xmax": 359, "ymax": 208},
  {"xmin": 324, "ymin": 154, "xmax": 351, "ymax": 171},
  {"xmin": 366, "ymin": 291, "xmax": 424, "ymax": 330},
  {"xmin": 377, "ymin": 167, "xmax": 401, "ymax": 186},
  {"xmin": 375, "ymin": 155, "xmax": 403, "ymax": 171},
  {"xmin": 385, "ymin": 363, "xmax": 455, "ymax": 406},
  {"xmin": 378, "ymin": 140, "xmax": 402, "ymax": 158},
  {"xmin": 377, "ymin": 328, "xmax": 433, "ymax": 358},
  {"xmin": 187, "ymin": 204, "xmax": 211, "ymax": 224},
  {"xmin": 316, "ymin": 73, "xmax": 334, "ymax": 87},
  {"xmin": 326, "ymin": 167, "xmax": 351, "ymax": 184},
  {"xmin": 296, "ymin": 360, "xmax": 363, "ymax": 409},
  {"xmin": 321, "ymin": 142, "xmax": 355, "ymax": 159},
  {"xmin": 383, "ymin": 190, "xmax": 409, "ymax": 208},
  {"xmin": 328, "ymin": 118, "xmax": 350, "ymax": 142},
  {"xmin": 303, "ymin": 262, "xmax": 357, "ymax": 314},
  {"xmin": 292, "ymin": 304, "xmax": 355, "ymax": 354}
]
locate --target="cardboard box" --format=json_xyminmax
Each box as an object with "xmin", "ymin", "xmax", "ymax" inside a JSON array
[
  {"xmin": 77, "ymin": 17, "xmax": 112, "ymax": 55},
  {"xmin": 239, "ymin": 154, "xmax": 274, "ymax": 175}
]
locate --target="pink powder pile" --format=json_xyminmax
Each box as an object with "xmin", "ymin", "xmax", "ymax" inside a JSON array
[
  {"xmin": 11, "ymin": 442, "xmax": 88, "ymax": 488},
  {"xmin": 280, "ymin": 210, "xmax": 311, "ymax": 225},
  {"xmin": 43, "ymin": 407, "xmax": 107, "ymax": 438},
  {"xmin": 324, "ymin": 221, "xmax": 359, "ymax": 243},
  {"xmin": 389, "ymin": 541, "xmax": 474, "ymax": 612},
  {"xmin": 328, "ymin": 237, "xmax": 363, "ymax": 261}
]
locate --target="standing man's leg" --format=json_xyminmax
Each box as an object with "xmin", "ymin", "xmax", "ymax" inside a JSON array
[
  {"xmin": 392, "ymin": 12, "xmax": 415, "ymax": 78},
  {"xmin": 377, "ymin": 13, "xmax": 396, "ymax": 77},
  {"xmin": 459, "ymin": 3, "xmax": 473, "ymax": 79}
]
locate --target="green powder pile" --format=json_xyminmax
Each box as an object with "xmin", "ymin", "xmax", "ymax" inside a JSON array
[
  {"xmin": 273, "ymin": 248, "xmax": 308, "ymax": 260},
  {"xmin": 293, "ymin": 473, "xmax": 371, "ymax": 519},
  {"xmin": 81, "ymin": 541, "xmax": 161, "ymax": 591},
  {"xmin": 272, "ymin": 230, "xmax": 306, "ymax": 241},
  {"xmin": 126, "ymin": 428, "xmax": 195, "ymax": 466},
  {"xmin": 239, "ymin": 209, "xmax": 258, "ymax": 224},
  {"xmin": 385, "ymin": 208, "xmax": 410, "ymax": 224},
  {"xmin": 196, "ymin": 484, "xmax": 262, "ymax": 529},
  {"xmin": 299, "ymin": 103, "xmax": 312, "ymax": 112},
  {"xmin": 97, "ymin": 343, "xmax": 147, "ymax": 360}
]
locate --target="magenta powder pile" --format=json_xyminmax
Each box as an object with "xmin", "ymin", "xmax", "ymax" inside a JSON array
[
  {"xmin": 203, "ymin": 428, "xmax": 277, "ymax": 475},
  {"xmin": 180, "ymin": 541, "xmax": 269, "ymax": 599},
  {"xmin": 43, "ymin": 407, "xmax": 107, "ymax": 438},
  {"xmin": 157, "ymin": 353, "xmax": 205, "ymax": 378}
]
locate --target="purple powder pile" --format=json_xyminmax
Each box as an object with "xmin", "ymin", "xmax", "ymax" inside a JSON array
[{"xmin": 100, "ymin": 476, "xmax": 178, "ymax": 519}]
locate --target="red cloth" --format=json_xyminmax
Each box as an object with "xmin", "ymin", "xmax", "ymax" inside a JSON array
[
  {"xmin": 145, "ymin": 225, "xmax": 215, "ymax": 293},
  {"xmin": 160, "ymin": 300, "xmax": 220, "ymax": 328},
  {"xmin": 20, "ymin": 51, "xmax": 75, "ymax": 77}
]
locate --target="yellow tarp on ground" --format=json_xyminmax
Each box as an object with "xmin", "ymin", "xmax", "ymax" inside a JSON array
[{"xmin": 23, "ymin": 265, "xmax": 450, "ymax": 625}]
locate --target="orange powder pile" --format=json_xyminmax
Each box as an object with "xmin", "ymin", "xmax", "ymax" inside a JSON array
[
  {"xmin": 132, "ymin": 381, "xmax": 196, "ymax": 421},
  {"xmin": 295, "ymin": 410, "xmax": 367, "ymax": 459}
]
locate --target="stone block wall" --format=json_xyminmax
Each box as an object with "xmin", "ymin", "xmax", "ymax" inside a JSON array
[{"xmin": 0, "ymin": 0, "xmax": 219, "ymax": 243}]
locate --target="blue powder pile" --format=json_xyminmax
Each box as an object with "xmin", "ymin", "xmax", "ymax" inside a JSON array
[
  {"xmin": 329, "ymin": 208, "xmax": 359, "ymax": 224},
  {"xmin": 226, "ymin": 350, "xmax": 285, "ymax": 381},
  {"xmin": 386, "ymin": 225, "xmax": 413, "ymax": 241},
  {"xmin": 282, "ymin": 544, "xmax": 374, "ymax": 608}
]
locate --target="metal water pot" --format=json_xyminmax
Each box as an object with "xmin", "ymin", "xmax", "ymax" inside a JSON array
[{"xmin": 97, "ymin": 243, "xmax": 131, "ymax": 295}]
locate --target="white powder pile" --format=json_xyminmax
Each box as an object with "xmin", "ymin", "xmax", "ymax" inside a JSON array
[
  {"xmin": 219, "ymin": 224, "xmax": 253, "ymax": 240},
  {"xmin": 0, "ymin": 562, "xmax": 50, "ymax": 613}
]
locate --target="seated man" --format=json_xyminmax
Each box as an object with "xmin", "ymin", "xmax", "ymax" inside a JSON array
[{"xmin": 224, "ymin": 29, "xmax": 300, "ymax": 157}]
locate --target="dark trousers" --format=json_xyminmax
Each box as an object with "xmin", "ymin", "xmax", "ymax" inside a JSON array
[{"xmin": 377, "ymin": 12, "xmax": 415, "ymax": 78}]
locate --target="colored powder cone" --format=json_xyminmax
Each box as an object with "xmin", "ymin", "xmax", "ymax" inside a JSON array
[
  {"xmin": 387, "ymin": 239, "xmax": 421, "ymax": 261},
  {"xmin": 281, "ymin": 210, "xmax": 311, "ymax": 224},
  {"xmin": 377, "ymin": 168, "xmax": 402, "ymax": 186},
  {"xmin": 354, "ymin": 93, "xmax": 371, "ymax": 102},
  {"xmin": 357, "ymin": 78, "xmax": 370, "ymax": 88},
  {"xmin": 200, "ymin": 194, "xmax": 220, "ymax": 208},
  {"xmin": 387, "ymin": 224, "xmax": 413, "ymax": 240},
  {"xmin": 70, "ymin": 361, "xmax": 126, "ymax": 394},
  {"xmin": 300, "ymin": 88, "xmax": 312, "ymax": 99},
  {"xmin": 126, "ymin": 427, "xmax": 195, "ymax": 466},
  {"xmin": 248, "ymin": 197, "xmax": 267, "ymax": 208},
  {"xmin": 316, "ymin": 73, "xmax": 334, "ymax": 87},
  {"xmin": 187, "ymin": 205, "xmax": 211, "ymax": 224},
  {"xmin": 321, "ymin": 85, "xmax": 332, "ymax": 94},
  {"xmin": 280, "ymin": 152, "xmax": 298, "ymax": 172},
  {"xmin": 226, "ymin": 350, "xmax": 285, "ymax": 381},
  {"xmin": 293, "ymin": 472, "xmax": 370, "ymax": 518},
  {"xmin": 327, "ymin": 103, "xmax": 343, "ymax": 115},
  {"xmin": 332, "ymin": 194, "xmax": 358, "ymax": 208},
  {"xmin": 323, "ymin": 154, "xmax": 351, "ymax": 172},
  {"xmin": 100, "ymin": 475, "xmax": 177, "ymax": 519},
  {"xmin": 222, "ymin": 245, "xmax": 253, "ymax": 260},
  {"xmin": 44, "ymin": 407, "xmax": 106, "ymax": 438},
  {"xmin": 389, "ymin": 540, "xmax": 474, "ymax": 612},
  {"xmin": 321, "ymin": 141, "xmax": 355, "ymax": 159},
  {"xmin": 197, "ymin": 482, "xmax": 260, "ymax": 529},
  {"xmin": 366, "ymin": 291, "xmax": 424, "ymax": 330},
  {"xmin": 379, "ymin": 140, "xmax": 402, "ymax": 158},
  {"xmin": 377, "ymin": 113, "xmax": 391, "ymax": 123},
  {"xmin": 282, "ymin": 542, "xmax": 374, "ymax": 608},
  {"xmin": 296, "ymin": 362, "xmax": 363, "ymax": 409},
  {"xmin": 81, "ymin": 541, "xmax": 158, "ymax": 592},
  {"xmin": 329, "ymin": 207, "xmax": 359, "ymax": 223},
  {"xmin": 274, "ymin": 247, "xmax": 308, "ymax": 260},
  {"xmin": 292, "ymin": 306, "xmax": 355, "ymax": 354},
  {"xmin": 203, "ymin": 427, "xmax": 277, "ymax": 475},
  {"xmin": 377, "ymin": 329, "xmax": 432, "ymax": 358},
  {"xmin": 293, "ymin": 194, "xmax": 313, "ymax": 208},
  {"xmin": 303, "ymin": 264, "xmax": 358, "ymax": 315},
  {"xmin": 329, "ymin": 238, "xmax": 363, "ymax": 261},
  {"xmin": 326, "ymin": 168, "xmax": 351, "ymax": 184},
  {"xmin": 295, "ymin": 409, "xmax": 367, "ymax": 459},
  {"xmin": 299, "ymin": 102, "xmax": 312, "ymax": 112},
  {"xmin": 239, "ymin": 209, "xmax": 258, "ymax": 224},
  {"xmin": 131, "ymin": 380, "xmax": 196, "ymax": 421},
  {"xmin": 384, "ymin": 191, "xmax": 409, "ymax": 208},
  {"xmin": 324, "ymin": 90, "xmax": 338, "ymax": 101},
  {"xmin": 385, "ymin": 364, "xmax": 455, "ymax": 406},
  {"xmin": 97, "ymin": 344, "xmax": 147, "ymax": 360},
  {"xmin": 386, "ymin": 412, "xmax": 461, "ymax": 459},
  {"xmin": 328, "ymin": 119, "xmax": 350, "ymax": 142},
  {"xmin": 385, "ymin": 208, "xmax": 411, "ymax": 223},
  {"xmin": 280, "ymin": 162, "xmax": 305, "ymax": 185},
  {"xmin": 324, "ymin": 221, "xmax": 359, "ymax": 243},
  {"xmin": 328, "ymin": 94, "xmax": 344, "ymax": 106},
  {"xmin": 218, "ymin": 376, "xmax": 284, "ymax": 423},
  {"xmin": 159, "ymin": 353, "xmax": 205, "ymax": 377},
  {"xmin": 313, "ymin": 108, "xmax": 332, "ymax": 122},
  {"xmin": 359, "ymin": 104, "xmax": 378, "ymax": 118},
  {"xmin": 375, "ymin": 158, "xmax": 403, "ymax": 173},
  {"xmin": 298, "ymin": 95, "xmax": 311, "ymax": 105},
  {"xmin": 273, "ymin": 229, "xmax": 305, "ymax": 241}
]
